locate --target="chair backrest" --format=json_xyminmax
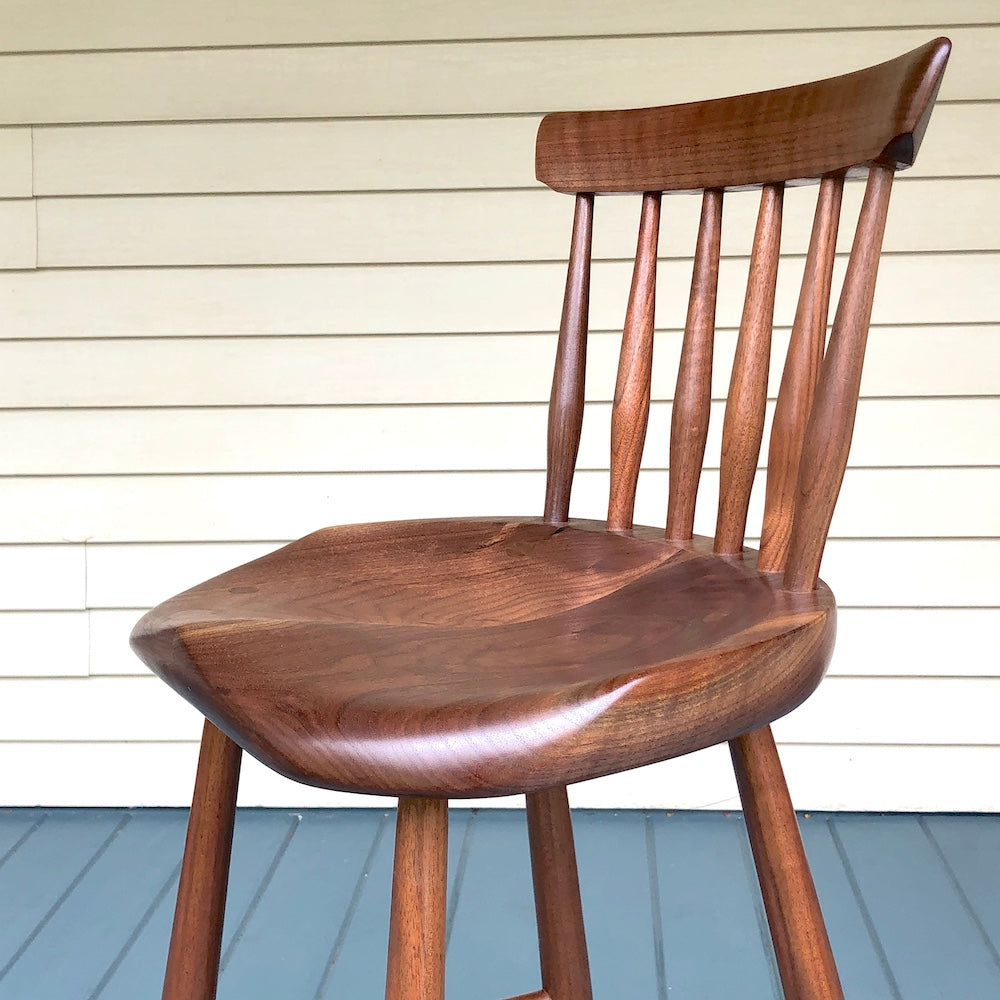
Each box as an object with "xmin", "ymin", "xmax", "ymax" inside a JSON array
[{"xmin": 535, "ymin": 38, "xmax": 951, "ymax": 592}]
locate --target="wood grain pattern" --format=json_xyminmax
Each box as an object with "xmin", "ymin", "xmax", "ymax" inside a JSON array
[
  {"xmin": 784, "ymin": 165, "xmax": 895, "ymax": 591},
  {"xmin": 526, "ymin": 786, "xmax": 593, "ymax": 1000},
  {"xmin": 161, "ymin": 721, "xmax": 241, "ymax": 1000},
  {"xmin": 731, "ymin": 726, "xmax": 844, "ymax": 1000},
  {"xmin": 385, "ymin": 797, "xmax": 448, "ymax": 1000},
  {"xmin": 715, "ymin": 183, "xmax": 784, "ymax": 554},
  {"xmin": 666, "ymin": 188, "xmax": 723, "ymax": 540},
  {"xmin": 545, "ymin": 192, "xmax": 594, "ymax": 524},
  {"xmin": 536, "ymin": 38, "xmax": 951, "ymax": 194},
  {"xmin": 758, "ymin": 174, "xmax": 844, "ymax": 573},
  {"xmin": 608, "ymin": 191, "xmax": 660, "ymax": 532}
]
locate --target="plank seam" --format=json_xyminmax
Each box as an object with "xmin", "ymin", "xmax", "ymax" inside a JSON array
[
  {"xmin": 445, "ymin": 808, "xmax": 477, "ymax": 950},
  {"xmin": 0, "ymin": 813, "xmax": 46, "ymax": 873},
  {"xmin": 643, "ymin": 813, "xmax": 669, "ymax": 1000}
]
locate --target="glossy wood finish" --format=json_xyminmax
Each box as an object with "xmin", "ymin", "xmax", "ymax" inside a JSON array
[
  {"xmin": 666, "ymin": 188, "xmax": 723, "ymax": 540},
  {"xmin": 608, "ymin": 191, "xmax": 660, "ymax": 532},
  {"xmin": 526, "ymin": 786, "xmax": 593, "ymax": 1000},
  {"xmin": 544, "ymin": 192, "xmax": 594, "ymax": 524},
  {"xmin": 161, "ymin": 721, "xmax": 241, "ymax": 1000},
  {"xmin": 758, "ymin": 174, "xmax": 844, "ymax": 573},
  {"xmin": 385, "ymin": 797, "xmax": 448, "ymax": 1000},
  {"xmin": 132, "ymin": 519, "xmax": 835, "ymax": 798},
  {"xmin": 784, "ymin": 164, "xmax": 895, "ymax": 591},
  {"xmin": 731, "ymin": 727, "xmax": 844, "ymax": 1000},
  {"xmin": 715, "ymin": 183, "xmax": 784, "ymax": 554},
  {"xmin": 536, "ymin": 38, "xmax": 950, "ymax": 194}
]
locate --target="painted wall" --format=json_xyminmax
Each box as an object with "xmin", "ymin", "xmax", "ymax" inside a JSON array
[{"xmin": 0, "ymin": 1, "xmax": 996, "ymax": 809}]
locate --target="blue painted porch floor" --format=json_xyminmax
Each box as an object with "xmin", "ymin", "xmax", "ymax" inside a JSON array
[{"xmin": 0, "ymin": 809, "xmax": 998, "ymax": 999}]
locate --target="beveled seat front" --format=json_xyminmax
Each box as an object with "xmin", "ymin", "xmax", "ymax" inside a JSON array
[{"xmin": 132, "ymin": 518, "xmax": 835, "ymax": 798}]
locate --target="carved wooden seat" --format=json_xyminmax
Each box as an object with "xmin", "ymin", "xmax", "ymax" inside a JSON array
[{"xmin": 131, "ymin": 38, "xmax": 951, "ymax": 1000}]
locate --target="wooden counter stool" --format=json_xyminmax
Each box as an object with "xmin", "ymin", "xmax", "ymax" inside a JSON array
[{"xmin": 131, "ymin": 38, "xmax": 951, "ymax": 1000}]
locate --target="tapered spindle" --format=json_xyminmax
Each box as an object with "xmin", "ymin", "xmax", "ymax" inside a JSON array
[
  {"xmin": 758, "ymin": 174, "xmax": 844, "ymax": 573},
  {"xmin": 608, "ymin": 191, "xmax": 661, "ymax": 532},
  {"xmin": 666, "ymin": 188, "xmax": 723, "ymax": 540},
  {"xmin": 715, "ymin": 183, "xmax": 784, "ymax": 553},
  {"xmin": 784, "ymin": 164, "xmax": 895, "ymax": 591},
  {"xmin": 544, "ymin": 192, "xmax": 594, "ymax": 524}
]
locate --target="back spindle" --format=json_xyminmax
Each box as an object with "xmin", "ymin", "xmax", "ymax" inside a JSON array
[
  {"xmin": 607, "ymin": 191, "xmax": 661, "ymax": 532},
  {"xmin": 544, "ymin": 192, "xmax": 594, "ymax": 524},
  {"xmin": 715, "ymin": 183, "xmax": 784, "ymax": 554},
  {"xmin": 758, "ymin": 174, "xmax": 845, "ymax": 572},
  {"xmin": 784, "ymin": 164, "xmax": 895, "ymax": 591},
  {"xmin": 666, "ymin": 188, "xmax": 724, "ymax": 540}
]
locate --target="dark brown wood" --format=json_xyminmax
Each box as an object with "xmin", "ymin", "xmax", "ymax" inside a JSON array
[
  {"xmin": 784, "ymin": 164, "xmax": 895, "ymax": 591},
  {"xmin": 536, "ymin": 38, "xmax": 950, "ymax": 194},
  {"xmin": 758, "ymin": 174, "xmax": 844, "ymax": 573},
  {"xmin": 526, "ymin": 786, "xmax": 593, "ymax": 1000},
  {"xmin": 162, "ymin": 720, "xmax": 241, "ymax": 1000},
  {"xmin": 132, "ymin": 518, "xmax": 835, "ymax": 798},
  {"xmin": 608, "ymin": 190, "xmax": 660, "ymax": 532},
  {"xmin": 385, "ymin": 797, "xmax": 448, "ymax": 1000},
  {"xmin": 731, "ymin": 726, "xmax": 844, "ymax": 1000},
  {"xmin": 544, "ymin": 192, "xmax": 594, "ymax": 524},
  {"xmin": 715, "ymin": 183, "xmax": 783, "ymax": 554},
  {"xmin": 666, "ymin": 188, "xmax": 723, "ymax": 540}
]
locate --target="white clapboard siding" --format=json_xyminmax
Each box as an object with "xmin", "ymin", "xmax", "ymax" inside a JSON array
[
  {"xmin": 0, "ymin": 468, "xmax": 996, "ymax": 545},
  {"xmin": 31, "ymin": 104, "xmax": 997, "ymax": 196},
  {"xmin": 3, "ymin": 326, "xmax": 996, "ymax": 408},
  {"xmin": 0, "ymin": 199, "xmax": 35, "ymax": 268},
  {"xmin": 81, "ymin": 539, "xmax": 1000, "ymax": 611},
  {"xmin": 0, "ymin": 127, "xmax": 32, "ymax": 196},
  {"xmin": 2, "ymin": 1, "xmax": 992, "ymax": 51},
  {"xmin": 86, "ymin": 607, "xmax": 1000, "ymax": 679},
  {"xmin": 2, "ymin": 255, "xmax": 996, "ymax": 339},
  {"xmin": 0, "ymin": 29, "xmax": 992, "ymax": 126},
  {"xmin": 1, "ymin": 675, "xmax": 996, "ymax": 746},
  {"xmin": 0, "ymin": 742, "xmax": 996, "ymax": 811},
  {"xmin": 0, "ymin": 399, "xmax": 993, "ymax": 475},
  {"xmin": 0, "ymin": 612, "xmax": 88, "ymax": 676},
  {"xmin": 33, "ymin": 179, "xmax": 998, "ymax": 266},
  {"xmin": 0, "ymin": 546, "xmax": 86, "ymax": 610}
]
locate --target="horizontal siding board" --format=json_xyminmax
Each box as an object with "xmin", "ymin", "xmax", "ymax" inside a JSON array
[
  {"xmin": 0, "ymin": 399, "xmax": 992, "ymax": 474},
  {"xmin": 0, "ymin": 127, "xmax": 32, "ymax": 196},
  {"xmin": 1, "ymin": 0, "xmax": 992, "ymax": 51},
  {"xmin": 31, "ymin": 104, "xmax": 995, "ymax": 196},
  {"xmin": 0, "ymin": 467, "xmax": 996, "ymax": 544},
  {"xmin": 88, "ymin": 606, "xmax": 1000, "ymax": 680},
  {"xmin": 34, "ymin": 179, "xmax": 998, "ymax": 267},
  {"xmin": 0, "ymin": 199, "xmax": 35, "ymax": 269},
  {"xmin": 79, "ymin": 539, "xmax": 1000, "ymax": 611},
  {"xmin": 2, "ymin": 256, "xmax": 995, "ymax": 338},
  {"xmin": 0, "ymin": 674, "xmax": 996, "ymax": 746},
  {"xmin": 0, "ymin": 611, "xmax": 88, "ymax": 676},
  {"xmin": 0, "ymin": 29, "xmax": 992, "ymax": 125},
  {"xmin": 0, "ymin": 545, "xmax": 85, "ymax": 610},
  {"xmin": 2, "ymin": 326, "xmax": 996, "ymax": 407}
]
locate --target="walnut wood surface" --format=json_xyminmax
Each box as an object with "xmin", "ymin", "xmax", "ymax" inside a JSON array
[
  {"xmin": 758, "ymin": 174, "xmax": 844, "ymax": 573},
  {"xmin": 715, "ymin": 183, "xmax": 783, "ymax": 554},
  {"xmin": 132, "ymin": 518, "xmax": 835, "ymax": 798},
  {"xmin": 385, "ymin": 797, "xmax": 447, "ymax": 1000},
  {"xmin": 608, "ymin": 191, "xmax": 660, "ymax": 532},
  {"xmin": 536, "ymin": 38, "xmax": 950, "ymax": 194},
  {"xmin": 666, "ymin": 188, "xmax": 723, "ymax": 540},
  {"xmin": 544, "ymin": 192, "xmax": 594, "ymax": 524},
  {"xmin": 161, "ymin": 721, "xmax": 241, "ymax": 1000},
  {"xmin": 731, "ymin": 727, "xmax": 845, "ymax": 1000},
  {"xmin": 526, "ymin": 786, "xmax": 593, "ymax": 1000},
  {"xmin": 784, "ymin": 164, "xmax": 895, "ymax": 591}
]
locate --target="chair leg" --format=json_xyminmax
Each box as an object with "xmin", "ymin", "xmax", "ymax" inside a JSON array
[
  {"xmin": 385, "ymin": 797, "xmax": 448, "ymax": 1000},
  {"xmin": 526, "ymin": 786, "xmax": 594, "ymax": 1000},
  {"xmin": 730, "ymin": 726, "xmax": 844, "ymax": 1000},
  {"xmin": 162, "ymin": 720, "xmax": 242, "ymax": 1000}
]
